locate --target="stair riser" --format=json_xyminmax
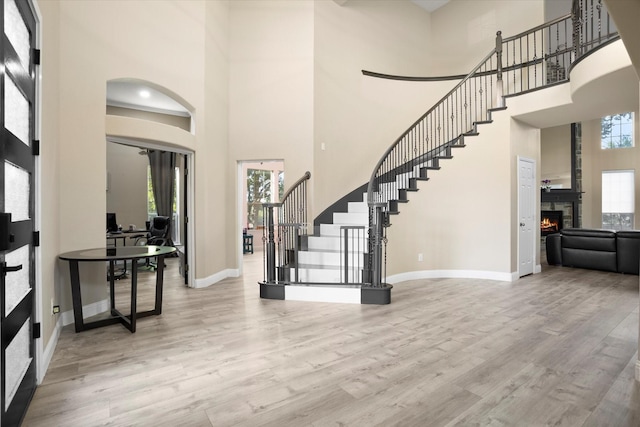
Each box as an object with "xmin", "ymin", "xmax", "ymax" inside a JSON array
[
  {"xmin": 308, "ymin": 236, "xmax": 367, "ymax": 251},
  {"xmin": 333, "ymin": 212, "xmax": 368, "ymax": 225},
  {"xmin": 292, "ymin": 267, "xmax": 363, "ymax": 283},
  {"xmin": 347, "ymin": 201, "xmax": 368, "ymax": 213},
  {"xmin": 298, "ymin": 251, "xmax": 366, "ymax": 267}
]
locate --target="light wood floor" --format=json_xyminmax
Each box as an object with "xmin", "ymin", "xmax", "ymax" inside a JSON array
[{"xmin": 23, "ymin": 255, "xmax": 640, "ymax": 426}]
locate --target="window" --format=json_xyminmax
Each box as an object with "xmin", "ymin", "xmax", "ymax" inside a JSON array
[
  {"xmin": 147, "ymin": 166, "xmax": 180, "ymax": 245},
  {"xmin": 602, "ymin": 170, "xmax": 634, "ymax": 230},
  {"xmin": 246, "ymin": 169, "xmax": 284, "ymax": 228},
  {"xmin": 601, "ymin": 112, "xmax": 634, "ymax": 149}
]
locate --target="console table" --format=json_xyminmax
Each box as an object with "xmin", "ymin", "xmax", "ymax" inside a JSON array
[{"xmin": 59, "ymin": 245, "xmax": 176, "ymax": 333}]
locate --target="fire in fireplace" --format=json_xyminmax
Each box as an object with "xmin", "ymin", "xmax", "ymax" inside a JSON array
[{"xmin": 541, "ymin": 210, "xmax": 563, "ymax": 236}]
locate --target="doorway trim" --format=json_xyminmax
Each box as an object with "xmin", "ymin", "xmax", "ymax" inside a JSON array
[
  {"xmin": 517, "ymin": 156, "xmax": 539, "ymax": 277},
  {"xmin": 236, "ymin": 160, "xmax": 285, "ymax": 276},
  {"xmin": 106, "ymin": 136, "xmax": 195, "ymax": 288}
]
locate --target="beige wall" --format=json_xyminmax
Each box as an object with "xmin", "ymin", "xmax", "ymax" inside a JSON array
[
  {"xmin": 314, "ymin": 0, "xmax": 454, "ymax": 216},
  {"xmin": 581, "ymin": 111, "xmax": 640, "ymax": 229},
  {"xmin": 384, "ymin": 112, "xmax": 542, "ymax": 280},
  {"xmin": 227, "ymin": 0, "xmax": 313, "ymax": 264},
  {"xmin": 387, "ymin": 110, "xmax": 514, "ymax": 277},
  {"xmin": 106, "ymin": 143, "xmax": 148, "ymax": 230},
  {"xmin": 541, "ymin": 124, "xmax": 572, "ymax": 188},
  {"xmin": 430, "ymin": 0, "xmax": 545, "ymax": 75},
  {"xmin": 39, "ymin": 0, "xmax": 230, "ymax": 333},
  {"xmin": 38, "ymin": 0, "xmax": 61, "ymax": 353}
]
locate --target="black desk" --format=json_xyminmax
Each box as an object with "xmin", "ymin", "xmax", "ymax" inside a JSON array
[
  {"xmin": 106, "ymin": 230, "xmax": 146, "ymax": 246},
  {"xmin": 59, "ymin": 245, "xmax": 176, "ymax": 333}
]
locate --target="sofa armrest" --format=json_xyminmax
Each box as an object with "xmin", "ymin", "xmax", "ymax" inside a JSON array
[
  {"xmin": 616, "ymin": 231, "xmax": 640, "ymax": 275},
  {"xmin": 545, "ymin": 233, "xmax": 562, "ymax": 265}
]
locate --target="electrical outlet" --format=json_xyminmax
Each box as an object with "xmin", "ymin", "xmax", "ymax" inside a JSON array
[
  {"xmin": 53, "ymin": 305, "xmax": 60, "ymax": 314},
  {"xmin": 418, "ymin": 253, "xmax": 423, "ymax": 262}
]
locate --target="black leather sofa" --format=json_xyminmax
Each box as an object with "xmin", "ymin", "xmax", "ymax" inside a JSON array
[{"xmin": 546, "ymin": 228, "xmax": 640, "ymax": 274}]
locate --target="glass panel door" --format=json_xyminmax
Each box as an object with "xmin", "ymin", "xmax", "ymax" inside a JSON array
[{"xmin": 1, "ymin": 0, "xmax": 38, "ymax": 425}]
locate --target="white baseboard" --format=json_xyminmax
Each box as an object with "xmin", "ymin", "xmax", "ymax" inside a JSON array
[
  {"xmin": 535, "ymin": 264, "xmax": 542, "ymax": 274},
  {"xmin": 60, "ymin": 298, "xmax": 110, "ymax": 327},
  {"xmin": 39, "ymin": 298, "xmax": 108, "ymax": 384},
  {"xmin": 193, "ymin": 269, "xmax": 240, "ymax": 288},
  {"xmin": 386, "ymin": 269, "xmax": 516, "ymax": 284},
  {"xmin": 39, "ymin": 315, "xmax": 63, "ymax": 383}
]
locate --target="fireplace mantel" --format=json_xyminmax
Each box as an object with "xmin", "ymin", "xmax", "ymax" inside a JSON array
[{"xmin": 541, "ymin": 190, "xmax": 583, "ymax": 203}]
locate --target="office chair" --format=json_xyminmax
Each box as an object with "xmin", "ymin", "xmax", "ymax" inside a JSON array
[
  {"xmin": 135, "ymin": 216, "xmax": 172, "ymax": 270},
  {"xmin": 106, "ymin": 212, "xmax": 119, "ymax": 232}
]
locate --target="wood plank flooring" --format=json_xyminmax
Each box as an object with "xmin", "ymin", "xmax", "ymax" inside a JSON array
[{"xmin": 23, "ymin": 254, "xmax": 640, "ymax": 426}]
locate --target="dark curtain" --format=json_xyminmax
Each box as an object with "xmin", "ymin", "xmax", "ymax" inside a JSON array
[{"xmin": 148, "ymin": 150, "xmax": 176, "ymax": 219}]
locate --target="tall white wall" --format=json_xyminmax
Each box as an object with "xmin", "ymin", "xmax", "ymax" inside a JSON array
[
  {"xmin": 314, "ymin": 0, "xmax": 453, "ymax": 216},
  {"xmin": 39, "ymin": 0, "xmax": 230, "ymax": 334},
  {"xmin": 581, "ymin": 112, "xmax": 640, "ymax": 229},
  {"xmin": 227, "ymin": 0, "xmax": 314, "ymax": 263},
  {"xmin": 430, "ymin": 0, "xmax": 545, "ymax": 75},
  {"xmin": 37, "ymin": 0, "xmax": 61, "ymax": 354},
  {"xmin": 541, "ymin": 125, "xmax": 572, "ymax": 189}
]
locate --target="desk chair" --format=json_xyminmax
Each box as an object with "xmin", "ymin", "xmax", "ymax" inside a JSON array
[{"xmin": 135, "ymin": 216, "xmax": 172, "ymax": 270}]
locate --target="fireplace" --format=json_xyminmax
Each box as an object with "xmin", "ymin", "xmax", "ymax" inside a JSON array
[{"xmin": 541, "ymin": 210, "xmax": 563, "ymax": 236}]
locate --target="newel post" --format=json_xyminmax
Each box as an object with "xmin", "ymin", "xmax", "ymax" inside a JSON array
[
  {"xmin": 495, "ymin": 30, "xmax": 504, "ymax": 108},
  {"xmin": 366, "ymin": 202, "xmax": 386, "ymax": 288},
  {"xmin": 263, "ymin": 203, "xmax": 278, "ymax": 283}
]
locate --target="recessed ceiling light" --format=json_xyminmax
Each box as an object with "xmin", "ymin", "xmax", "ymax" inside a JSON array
[{"xmin": 139, "ymin": 89, "xmax": 151, "ymax": 98}]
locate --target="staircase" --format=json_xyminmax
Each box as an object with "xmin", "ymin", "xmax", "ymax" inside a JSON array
[{"xmin": 260, "ymin": 0, "xmax": 619, "ymax": 305}]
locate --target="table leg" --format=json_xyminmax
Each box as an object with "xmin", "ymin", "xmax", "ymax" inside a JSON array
[
  {"xmin": 130, "ymin": 260, "xmax": 138, "ymax": 333},
  {"xmin": 68, "ymin": 260, "xmax": 85, "ymax": 332},
  {"xmin": 109, "ymin": 260, "xmax": 116, "ymax": 312},
  {"xmin": 154, "ymin": 254, "xmax": 165, "ymax": 315}
]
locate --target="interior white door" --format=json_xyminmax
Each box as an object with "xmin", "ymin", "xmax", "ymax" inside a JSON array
[{"xmin": 518, "ymin": 157, "xmax": 535, "ymax": 277}]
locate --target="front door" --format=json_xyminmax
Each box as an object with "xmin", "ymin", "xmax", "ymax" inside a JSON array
[
  {"xmin": 1, "ymin": 0, "xmax": 39, "ymax": 424},
  {"xmin": 518, "ymin": 157, "xmax": 535, "ymax": 277}
]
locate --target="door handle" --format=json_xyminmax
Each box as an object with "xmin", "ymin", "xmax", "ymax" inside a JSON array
[
  {"xmin": 1, "ymin": 263, "xmax": 22, "ymax": 277},
  {"xmin": 5, "ymin": 264, "xmax": 22, "ymax": 272},
  {"xmin": 520, "ymin": 222, "xmax": 525, "ymax": 227}
]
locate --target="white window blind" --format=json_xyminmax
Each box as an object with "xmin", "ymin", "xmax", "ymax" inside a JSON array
[{"xmin": 602, "ymin": 170, "xmax": 634, "ymax": 213}]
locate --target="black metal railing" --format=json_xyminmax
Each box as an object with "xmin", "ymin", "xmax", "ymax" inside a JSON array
[
  {"xmin": 365, "ymin": 0, "xmax": 619, "ymax": 287},
  {"xmin": 340, "ymin": 226, "xmax": 366, "ymax": 284},
  {"xmin": 261, "ymin": 171, "xmax": 310, "ymax": 284}
]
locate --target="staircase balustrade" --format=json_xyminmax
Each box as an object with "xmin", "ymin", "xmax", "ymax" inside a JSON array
[
  {"xmin": 261, "ymin": 171, "xmax": 310, "ymax": 284},
  {"xmin": 339, "ymin": 226, "xmax": 367, "ymax": 284},
  {"xmin": 365, "ymin": 0, "xmax": 618, "ymax": 287}
]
